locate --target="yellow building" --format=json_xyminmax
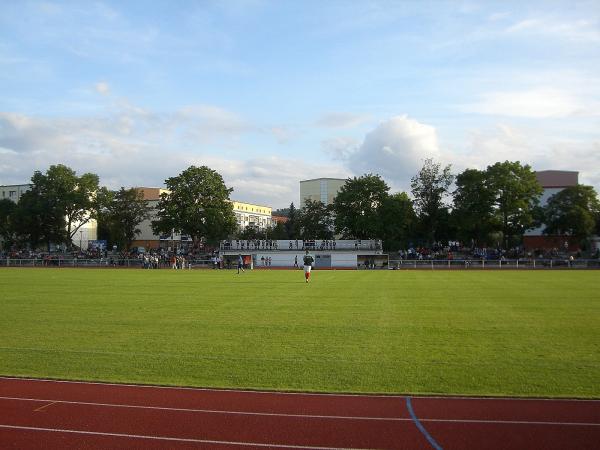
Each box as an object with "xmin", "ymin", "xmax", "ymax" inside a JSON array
[
  {"xmin": 231, "ymin": 201, "xmax": 272, "ymax": 230},
  {"xmin": 130, "ymin": 190, "xmax": 273, "ymax": 249}
]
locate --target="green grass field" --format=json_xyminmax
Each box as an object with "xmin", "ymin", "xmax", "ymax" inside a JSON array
[{"xmin": 1, "ymin": 268, "xmax": 598, "ymax": 398}]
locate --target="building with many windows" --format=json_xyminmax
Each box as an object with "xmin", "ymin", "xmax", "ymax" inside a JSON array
[
  {"xmin": 0, "ymin": 183, "xmax": 97, "ymax": 249},
  {"xmin": 0, "ymin": 184, "xmax": 31, "ymax": 203},
  {"xmin": 130, "ymin": 187, "xmax": 174, "ymax": 250},
  {"xmin": 299, "ymin": 178, "xmax": 346, "ymax": 208},
  {"xmin": 129, "ymin": 189, "xmax": 273, "ymax": 250},
  {"xmin": 232, "ymin": 201, "xmax": 272, "ymax": 230},
  {"xmin": 523, "ymin": 170, "xmax": 579, "ymax": 251}
]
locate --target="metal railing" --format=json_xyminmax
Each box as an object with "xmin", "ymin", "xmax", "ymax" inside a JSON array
[
  {"xmin": 220, "ymin": 239, "xmax": 383, "ymax": 252},
  {"xmin": 387, "ymin": 259, "xmax": 600, "ymax": 270},
  {"xmin": 1, "ymin": 257, "xmax": 598, "ymax": 269},
  {"xmin": 0, "ymin": 258, "xmax": 215, "ymax": 268}
]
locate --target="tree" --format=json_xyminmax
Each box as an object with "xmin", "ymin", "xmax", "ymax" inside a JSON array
[
  {"xmin": 543, "ymin": 185, "xmax": 600, "ymax": 247},
  {"xmin": 378, "ymin": 192, "xmax": 415, "ymax": 250},
  {"xmin": 23, "ymin": 165, "xmax": 100, "ymax": 249},
  {"xmin": 410, "ymin": 159, "xmax": 454, "ymax": 244},
  {"xmin": 452, "ymin": 168, "xmax": 496, "ymax": 246},
  {"xmin": 237, "ymin": 225, "xmax": 260, "ymax": 240},
  {"xmin": 152, "ymin": 166, "xmax": 237, "ymax": 245},
  {"xmin": 486, "ymin": 161, "xmax": 543, "ymax": 249},
  {"xmin": 100, "ymin": 188, "xmax": 152, "ymax": 251},
  {"xmin": 285, "ymin": 202, "xmax": 299, "ymax": 239},
  {"xmin": 333, "ymin": 174, "xmax": 390, "ymax": 239},
  {"xmin": 271, "ymin": 222, "xmax": 288, "ymax": 240},
  {"xmin": 298, "ymin": 199, "xmax": 334, "ymax": 239},
  {"xmin": 13, "ymin": 187, "xmax": 65, "ymax": 250},
  {"xmin": 0, "ymin": 199, "xmax": 17, "ymax": 250}
]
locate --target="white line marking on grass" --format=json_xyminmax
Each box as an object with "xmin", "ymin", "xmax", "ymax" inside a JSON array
[
  {"xmin": 0, "ymin": 424, "xmax": 367, "ymax": 449},
  {"xmin": 2, "ymin": 376, "xmax": 599, "ymax": 401},
  {"xmin": 1, "ymin": 396, "xmax": 598, "ymax": 426}
]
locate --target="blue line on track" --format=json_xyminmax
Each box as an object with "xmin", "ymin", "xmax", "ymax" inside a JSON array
[{"xmin": 406, "ymin": 396, "xmax": 443, "ymax": 450}]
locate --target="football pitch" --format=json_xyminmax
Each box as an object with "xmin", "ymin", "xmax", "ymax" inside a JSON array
[{"xmin": 0, "ymin": 268, "xmax": 598, "ymax": 398}]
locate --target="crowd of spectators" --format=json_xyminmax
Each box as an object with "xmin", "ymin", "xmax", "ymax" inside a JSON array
[
  {"xmin": 2, "ymin": 240, "xmax": 599, "ymax": 264},
  {"xmin": 396, "ymin": 242, "xmax": 599, "ymax": 261}
]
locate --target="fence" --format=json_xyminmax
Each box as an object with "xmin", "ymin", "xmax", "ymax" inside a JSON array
[
  {"xmin": 387, "ymin": 259, "xmax": 600, "ymax": 270},
  {"xmin": 0, "ymin": 258, "xmax": 215, "ymax": 268},
  {"xmin": 1, "ymin": 258, "xmax": 599, "ymax": 269},
  {"xmin": 220, "ymin": 239, "xmax": 383, "ymax": 252}
]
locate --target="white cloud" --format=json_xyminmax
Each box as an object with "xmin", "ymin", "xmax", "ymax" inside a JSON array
[
  {"xmin": 453, "ymin": 124, "xmax": 600, "ymax": 193},
  {"xmin": 461, "ymin": 88, "xmax": 594, "ymax": 118},
  {"xmin": 95, "ymin": 82, "xmax": 110, "ymax": 95},
  {"xmin": 269, "ymin": 126, "xmax": 294, "ymax": 144},
  {"xmin": 488, "ymin": 12, "xmax": 510, "ymax": 22},
  {"xmin": 506, "ymin": 17, "xmax": 600, "ymax": 43},
  {"xmin": 0, "ymin": 104, "xmax": 348, "ymax": 208},
  {"xmin": 321, "ymin": 136, "xmax": 360, "ymax": 161},
  {"xmin": 316, "ymin": 112, "xmax": 370, "ymax": 129},
  {"xmin": 201, "ymin": 155, "xmax": 348, "ymax": 207},
  {"xmin": 326, "ymin": 115, "xmax": 441, "ymax": 191}
]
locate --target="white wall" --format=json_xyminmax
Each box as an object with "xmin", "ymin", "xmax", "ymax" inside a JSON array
[
  {"xmin": 249, "ymin": 251, "xmax": 358, "ymax": 268},
  {"xmin": 331, "ymin": 253, "xmax": 357, "ymax": 268}
]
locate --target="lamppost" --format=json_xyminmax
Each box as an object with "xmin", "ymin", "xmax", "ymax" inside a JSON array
[{"xmin": 79, "ymin": 230, "xmax": 83, "ymax": 251}]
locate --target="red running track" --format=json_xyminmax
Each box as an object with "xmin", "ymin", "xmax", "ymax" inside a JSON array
[{"xmin": 0, "ymin": 377, "xmax": 598, "ymax": 449}]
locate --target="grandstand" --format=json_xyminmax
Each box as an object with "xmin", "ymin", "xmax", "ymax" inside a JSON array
[{"xmin": 220, "ymin": 239, "xmax": 385, "ymax": 269}]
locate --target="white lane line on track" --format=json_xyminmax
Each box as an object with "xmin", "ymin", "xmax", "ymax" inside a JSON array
[
  {"xmin": 1, "ymin": 376, "xmax": 599, "ymax": 402},
  {"xmin": 0, "ymin": 424, "xmax": 367, "ymax": 449},
  {"xmin": 1, "ymin": 396, "xmax": 599, "ymax": 427},
  {"xmin": 419, "ymin": 418, "xmax": 600, "ymax": 427},
  {"xmin": 0, "ymin": 396, "xmax": 406, "ymax": 421}
]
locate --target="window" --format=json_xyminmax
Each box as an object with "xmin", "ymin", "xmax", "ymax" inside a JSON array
[{"xmin": 9, "ymin": 191, "xmax": 16, "ymax": 199}]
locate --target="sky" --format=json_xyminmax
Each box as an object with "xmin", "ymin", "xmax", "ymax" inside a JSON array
[{"xmin": 1, "ymin": 0, "xmax": 599, "ymax": 209}]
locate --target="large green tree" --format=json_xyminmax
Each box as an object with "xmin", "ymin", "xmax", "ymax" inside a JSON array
[
  {"xmin": 298, "ymin": 199, "xmax": 334, "ymax": 239},
  {"xmin": 152, "ymin": 166, "xmax": 237, "ymax": 245},
  {"xmin": 410, "ymin": 159, "xmax": 454, "ymax": 244},
  {"xmin": 333, "ymin": 174, "xmax": 389, "ymax": 239},
  {"xmin": 271, "ymin": 222, "xmax": 288, "ymax": 240},
  {"xmin": 486, "ymin": 161, "xmax": 543, "ymax": 249},
  {"xmin": 378, "ymin": 192, "xmax": 415, "ymax": 250},
  {"xmin": 452, "ymin": 168, "xmax": 496, "ymax": 245},
  {"xmin": 23, "ymin": 165, "xmax": 100, "ymax": 249},
  {"xmin": 99, "ymin": 188, "xmax": 152, "ymax": 251},
  {"xmin": 0, "ymin": 199, "xmax": 17, "ymax": 250},
  {"xmin": 285, "ymin": 202, "xmax": 299, "ymax": 239},
  {"xmin": 543, "ymin": 185, "xmax": 600, "ymax": 246},
  {"xmin": 14, "ymin": 185, "xmax": 66, "ymax": 250}
]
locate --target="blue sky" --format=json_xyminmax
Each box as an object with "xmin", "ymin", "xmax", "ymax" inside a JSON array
[{"xmin": 1, "ymin": 0, "xmax": 599, "ymax": 208}]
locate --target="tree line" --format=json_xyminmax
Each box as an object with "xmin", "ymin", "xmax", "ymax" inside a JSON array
[
  {"xmin": 283, "ymin": 159, "xmax": 600, "ymax": 251},
  {"xmin": 0, "ymin": 165, "xmax": 238, "ymax": 252},
  {"xmin": 1, "ymin": 160, "xmax": 599, "ymax": 253}
]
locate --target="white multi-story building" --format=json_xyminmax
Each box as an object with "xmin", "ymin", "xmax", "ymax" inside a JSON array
[
  {"xmin": 299, "ymin": 178, "xmax": 346, "ymax": 208},
  {"xmin": 0, "ymin": 183, "xmax": 97, "ymax": 249},
  {"xmin": 232, "ymin": 201, "xmax": 272, "ymax": 230},
  {"xmin": 130, "ymin": 189, "xmax": 273, "ymax": 250},
  {"xmin": 0, "ymin": 184, "xmax": 31, "ymax": 203},
  {"xmin": 523, "ymin": 170, "xmax": 579, "ymax": 250}
]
